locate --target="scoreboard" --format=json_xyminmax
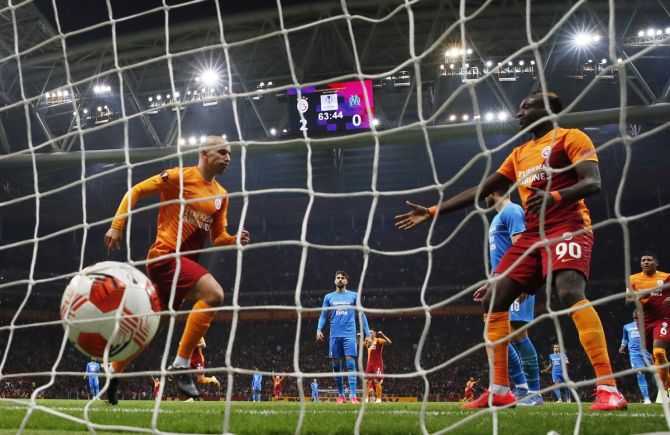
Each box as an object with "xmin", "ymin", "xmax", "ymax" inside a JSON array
[{"xmin": 287, "ymin": 80, "xmax": 375, "ymax": 136}]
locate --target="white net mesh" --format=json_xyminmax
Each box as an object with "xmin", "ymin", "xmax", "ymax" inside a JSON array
[{"xmin": 1, "ymin": 0, "xmax": 670, "ymax": 433}]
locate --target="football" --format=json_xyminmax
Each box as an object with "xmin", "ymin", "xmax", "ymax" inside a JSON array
[{"xmin": 60, "ymin": 261, "xmax": 161, "ymax": 361}]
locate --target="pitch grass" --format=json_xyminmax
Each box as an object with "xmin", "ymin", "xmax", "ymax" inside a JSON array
[{"xmin": 0, "ymin": 399, "xmax": 667, "ymax": 434}]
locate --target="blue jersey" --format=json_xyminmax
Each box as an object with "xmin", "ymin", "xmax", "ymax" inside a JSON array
[
  {"xmin": 311, "ymin": 382, "xmax": 319, "ymax": 393},
  {"xmin": 489, "ymin": 202, "xmax": 526, "ymax": 271},
  {"xmin": 252, "ymin": 373, "xmax": 262, "ymax": 389},
  {"xmin": 86, "ymin": 361, "xmax": 100, "ymax": 379},
  {"xmin": 549, "ymin": 353, "xmax": 568, "ymax": 374},
  {"xmin": 621, "ymin": 321, "xmax": 649, "ymax": 358},
  {"xmin": 317, "ymin": 290, "xmax": 370, "ymax": 338}
]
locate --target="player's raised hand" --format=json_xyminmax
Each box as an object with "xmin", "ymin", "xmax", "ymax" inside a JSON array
[
  {"xmin": 525, "ymin": 186, "xmax": 556, "ymax": 216},
  {"xmin": 473, "ymin": 282, "xmax": 490, "ymax": 302},
  {"xmin": 618, "ymin": 346, "xmax": 626, "ymax": 354},
  {"xmin": 237, "ymin": 228, "xmax": 250, "ymax": 246},
  {"xmin": 104, "ymin": 228, "xmax": 123, "ymax": 255},
  {"xmin": 394, "ymin": 201, "xmax": 433, "ymax": 230},
  {"xmin": 316, "ymin": 330, "xmax": 324, "ymax": 342}
]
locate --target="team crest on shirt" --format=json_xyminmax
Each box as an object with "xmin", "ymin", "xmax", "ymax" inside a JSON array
[
  {"xmin": 214, "ymin": 198, "xmax": 222, "ymax": 210},
  {"xmin": 562, "ymin": 232, "xmax": 573, "ymax": 241},
  {"xmin": 160, "ymin": 171, "xmax": 169, "ymax": 183},
  {"xmin": 658, "ymin": 280, "xmax": 665, "ymax": 287},
  {"xmin": 541, "ymin": 146, "xmax": 552, "ymax": 159}
]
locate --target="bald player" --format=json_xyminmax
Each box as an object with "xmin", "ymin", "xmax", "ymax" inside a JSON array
[
  {"xmin": 396, "ymin": 91, "xmax": 626, "ymax": 411},
  {"xmin": 104, "ymin": 136, "xmax": 249, "ymax": 404}
]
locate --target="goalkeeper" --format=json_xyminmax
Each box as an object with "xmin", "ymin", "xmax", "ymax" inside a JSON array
[
  {"xmin": 396, "ymin": 91, "xmax": 626, "ymax": 411},
  {"xmin": 104, "ymin": 136, "xmax": 248, "ymax": 404}
]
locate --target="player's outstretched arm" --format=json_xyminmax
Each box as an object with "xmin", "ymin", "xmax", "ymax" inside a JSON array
[
  {"xmin": 378, "ymin": 331, "xmax": 392, "ymax": 344},
  {"xmin": 395, "ymin": 172, "xmax": 511, "ymax": 230},
  {"xmin": 526, "ymin": 161, "xmax": 601, "ymax": 216}
]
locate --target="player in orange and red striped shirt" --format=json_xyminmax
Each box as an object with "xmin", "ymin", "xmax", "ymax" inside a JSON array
[
  {"xmin": 190, "ymin": 337, "xmax": 220, "ymax": 387},
  {"xmin": 463, "ymin": 378, "xmax": 477, "ymax": 402},
  {"xmin": 396, "ymin": 91, "xmax": 626, "ymax": 411},
  {"xmin": 365, "ymin": 330, "xmax": 391, "ymax": 403},
  {"xmin": 103, "ymin": 136, "xmax": 249, "ymax": 405},
  {"xmin": 627, "ymin": 252, "xmax": 670, "ymax": 398}
]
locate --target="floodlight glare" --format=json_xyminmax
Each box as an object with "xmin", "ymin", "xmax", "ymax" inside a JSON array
[
  {"xmin": 83, "ymin": 108, "xmax": 88, "ymax": 114},
  {"xmin": 462, "ymin": 114, "xmax": 469, "ymax": 121},
  {"xmin": 617, "ymin": 58, "xmax": 623, "ymax": 63},
  {"xmin": 637, "ymin": 30, "xmax": 644, "ymax": 37},
  {"xmin": 148, "ymin": 96, "xmax": 153, "ymax": 102},
  {"xmin": 449, "ymin": 64, "xmax": 455, "ymax": 69},
  {"xmin": 174, "ymin": 91, "xmax": 180, "ymax": 98},
  {"xmin": 591, "ymin": 34, "xmax": 601, "ymax": 42},
  {"xmin": 51, "ymin": 92, "xmax": 56, "ymax": 97},
  {"xmin": 188, "ymin": 136, "xmax": 197, "ymax": 145},
  {"xmin": 647, "ymin": 28, "xmax": 655, "ymax": 36},
  {"xmin": 44, "ymin": 93, "xmax": 50, "ymax": 99},
  {"xmin": 63, "ymin": 90, "xmax": 69, "ymax": 97},
  {"xmin": 666, "ymin": 27, "xmax": 670, "ymax": 34},
  {"xmin": 448, "ymin": 114, "xmax": 456, "ymax": 122},
  {"xmin": 200, "ymin": 135, "xmax": 207, "ymax": 143},
  {"xmin": 485, "ymin": 60, "xmax": 493, "ymax": 67},
  {"xmin": 178, "ymin": 138, "xmax": 186, "ymax": 146},
  {"xmin": 222, "ymin": 134, "xmax": 227, "ymax": 140},
  {"xmin": 485, "ymin": 112, "xmax": 494, "ymax": 121},
  {"xmin": 466, "ymin": 48, "xmax": 473, "ymax": 55},
  {"xmin": 201, "ymin": 70, "xmax": 219, "ymax": 86},
  {"xmin": 573, "ymin": 33, "xmax": 591, "ymax": 47},
  {"xmin": 166, "ymin": 94, "xmax": 171, "ymax": 99},
  {"xmin": 56, "ymin": 90, "xmax": 63, "ymax": 97},
  {"xmin": 372, "ymin": 119, "xmax": 380, "ymax": 126},
  {"xmin": 156, "ymin": 95, "xmax": 162, "ymax": 101},
  {"xmin": 518, "ymin": 60, "xmax": 525, "ymax": 66},
  {"xmin": 530, "ymin": 60, "xmax": 536, "ymax": 65},
  {"xmin": 270, "ymin": 128, "xmax": 277, "ymax": 136},
  {"xmin": 656, "ymin": 29, "xmax": 663, "ymax": 35},
  {"xmin": 97, "ymin": 106, "xmax": 102, "ymax": 112},
  {"xmin": 601, "ymin": 58, "xmax": 607, "ymax": 64},
  {"xmin": 497, "ymin": 111, "xmax": 508, "ymax": 121}
]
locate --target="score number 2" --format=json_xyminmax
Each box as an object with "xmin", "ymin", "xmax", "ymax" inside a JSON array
[{"xmin": 299, "ymin": 119, "xmax": 308, "ymax": 131}]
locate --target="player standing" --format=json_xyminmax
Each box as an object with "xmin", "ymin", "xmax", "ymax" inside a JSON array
[
  {"xmin": 311, "ymin": 378, "xmax": 319, "ymax": 402},
  {"xmin": 316, "ymin": 271, "xmax": 371, "ymax": 404},
  {"xmin": 365, "ymin": 329, "xmax": 391, "ymax": 403},
  {"xmin": 542, "ymin": 344, "xmax": 570, "ymax": 402},
  {"xmin": 272, "ymin": 374, "xmax": 284, "ymax": 400},
  {"xmin": 190, "ymin": 337, "xmax": 220, "ymax": 387},
  {"xmin": 627, "ymin": 252, "xmax": 670, "ymax": 401},
  {"xmin": 483, "ymin": 189, "xmax": 542, "ymax": 405},
  {"xmin": 84, "ymin": 358, "xmax": 100, "ymax": 399},
  {"xmin": 396, "ymin": 91, "xmax": 626, "ymax": 410},
  {"xmin": 104, "ymin": 136, "xmax": 249, "ymax": 405},
  {"xmin": 619, "ymin": 310, "xmax": 653, "ymax": 404},
  {"xmin": 151, "ymin": 375, "xmax": 161, "ymax": 400},
  {"xmin": 251, "ymin": 369, "xmax": 263, "ymax": 402}
]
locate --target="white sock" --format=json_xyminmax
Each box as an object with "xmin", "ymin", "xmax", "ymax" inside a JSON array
[
  {"xmin": 516, "ymin": 383, "xmax": 529, "ymax": 390},
  {"xmin": 490, "ymin": 384, "xmax": 510, "ymax": 395},
  {"xmin": 172, "ymin": 355, "xmax": 190, "ymax": 369},
  {"xmin": 597, "ymin": 384, "xmax": 618, "ymax": 393}
]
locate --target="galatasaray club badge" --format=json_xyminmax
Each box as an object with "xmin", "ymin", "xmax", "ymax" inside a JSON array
[{"xmin": 215, "ymin": 198, "xmax": 222, "ymax": 210}]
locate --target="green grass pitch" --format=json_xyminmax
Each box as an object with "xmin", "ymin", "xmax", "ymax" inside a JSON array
[{"xmin": 0, "ymin": 399, "xmax": 667, "ymax": 434}]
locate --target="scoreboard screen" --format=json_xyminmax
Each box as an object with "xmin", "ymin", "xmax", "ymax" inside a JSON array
[{"xmin": 287, "ymin": 80, "xmax": 375, "ymax": 136}]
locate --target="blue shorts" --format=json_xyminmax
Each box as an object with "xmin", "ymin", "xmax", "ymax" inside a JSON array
[
  {"xmin": 630, "ymin": 352, "xmax": 652, "ymax": 369},
  {"xmin": 552, "ymin": 373, "xmax": 565, "ymax": 383},
  {"xmin": 329, "ymin": 336, "xmax": 357, "ymax": 358},
  {"xmin": 509, "ymin": 295, "xmax": 535, "ymax": 323}
]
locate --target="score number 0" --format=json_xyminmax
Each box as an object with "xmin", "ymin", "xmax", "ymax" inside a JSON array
[{"xmin": 299, "ymin": 114, "xmax": 363, "ymax": 131}]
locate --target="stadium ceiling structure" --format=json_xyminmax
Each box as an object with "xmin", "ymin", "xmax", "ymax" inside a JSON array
[{"xmin": 0, "ymin": 0, "xmax": 667, "ymax": 164}]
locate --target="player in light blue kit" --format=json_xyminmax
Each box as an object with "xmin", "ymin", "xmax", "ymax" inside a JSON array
[
  {"xmin": 251, "ymin": 368, "xmax": 263, "ymax": 402},
  {"xmin": 480, "ymin": 190, "xmax": 542, "ymax": 405},
  {"xmin": 316, "ymin": 270, "xmax": 370, "ymax": 404},
  {"xmin": 543, "ymin": 344, "xmax": 570, "ymax": 402},
  {"xmin": 311, "ymin": 378, "xmax": 319, "ymax": 402},
  {"xmin": 85, "ymin": 358, "xmax": 101, "ymax": 399},
  {"xmin": 619, "ymin": 310, "xmax": 653, "ymax": 404}
]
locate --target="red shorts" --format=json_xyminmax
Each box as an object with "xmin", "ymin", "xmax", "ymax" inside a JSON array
[
  {"xmin": 495, "ymin": 226, "xmax": 593, "ymax": 294},
  {"xmin": 146, "ymin": 257, "xmax": 209, "ymax": 310},
  {"xmin": 274, "ymin": 385, "xmax": 282, "ymax": 395},
  {"xmin": 154, "ymin": 386, "xmax": 160, "ymax": 398},
  {"xmin": 464, "ymin": 388, "xmax": 474, "ymax": 398},
  {"xmin": 365, "ymin": 365, "xmax": 384, "ymax": 381},
  {"xmin": 644, "ymin": 319, "xmax": 670, "ymax": 350}
]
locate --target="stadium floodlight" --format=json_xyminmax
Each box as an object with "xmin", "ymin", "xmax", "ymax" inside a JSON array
[
  {"xmin": 601, "ymin": 58, "xmax": 607, "ymax": 64},
  {"xmin": 617, "ymin": 58, "xmax": 623, "ymax": 64},
  {"xmin": 464, "ymin": 63, "xmax": 470, "ymax": 68},
  {"xmin": 267, "ymin": 81, "xmax": 273, "ymax": 86},
  {"xmin": 485, "ymin": 112, "xmax": 495, "ymax": 121},
  {"xmin": 638, "ymin": 30, "xmax": 645, "ymax": 37},
  {"xmin": 282, "ymin": 129, "xmax": 287, "ymax": 134},
  {"xmin": 188, "ymin": 136, "xmax": 197, "ymax": 146},
  {"xmin": 497, "ymin": 111, "xmax": 509, "ymax": 121},
  {"xmin": 178, "ymin": 138, "xmax": 186, "ymax": 146},
  {"xmin": 56, "ymin": 90, "xmax": 63, "ymax": 97},
  {"xmin": 592, "ymin": 34, "xmax": 601, "ymax": 42},
  {"xmin": 449, "ymin": 64, "xmax": 454, "ymax": 69},
  {"xmin": 440, "ymin": 64, "xmax": 445, "ymax": 70},
  {"xmin": 507, "ymin": 61, "xmax": 513, "ymax": 66},
  {"xmin": 63, "ymin": 90, "xmax": 69, "ymax": 97},
  {"xmin": 148, "ymin": 96, "xmax": 153, "ymax": 102},
  {"xmin": 83, "ymin": 108, "xmax": 88, "ymax": 114},
  {"xmin": 462, "ymin": 114, "xmax": 469, "ymax": 121},
  {"xmin": 166, "ymin": 94, "xmax": 171, "ymax": 99},
  {"xmin": 530, "ymin": 60, "xmax": 536, "ymax": 65},
  {"xmin": 666, "ymin": 27, "xmax": 670, "ymax": 34},
  {"xmin": 656, "ymin": 29, "xmax": 663, "ymax": 35},
  {"xmin": 270, "ymin": 128, "xmax": 277, "ymax": 136},
  {"xmin": 518, "ymin": 60, "xmax": 525, "ymax": 66},
  {"xmin": 372, "ymin": 118, "xmax": 380, "ymax": 127},
  {"xmin": 199, "ymin": 135, "xmax": 207, "ymax": 143},
  {"xmin": 485, "ymin": 60, "xmax": 493, "ymax": 67},
  {"xmin": 51, "ymin": 92, "xmax": 56, "ymax": 97},
  {"xmin": 573, "ymin": 32, "xmax": 592, "ymax": 47},
  {"xmin": 156, "ymin": 95, "xmax": 162, "ymax": 101},
  {"xmin": 201, "ymin": 69, "xmax": 219, "ymax": 86},
  {"xmin": 647, "ymin": 28, "xmax": 655, "ymax": 36},
  {"xmin": 44, "ymin": 93, "xmax": 50, "ymax": 99},
  {"xmin": 97, "ymin": 106, "xmax": 102, "ymax": 112},
  {"xmin": 448, "ymin": 114, "xmax": 456, "ymax": 122},
  {"xmin": 174, "ymin": 91, "xmax": 180, "ymax": 98},
  {"xmin": 222, "ymin": 134, "xmax": 227, "ymax": 140},
  {"xmin": 466, "ymin": 48, "xmax": 473, "ymax": 55}
]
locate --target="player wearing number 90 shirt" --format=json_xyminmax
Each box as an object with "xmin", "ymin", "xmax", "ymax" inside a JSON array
[{"xmin": 395, "ymin": 91, "xmax": 626, "ymax": 411}]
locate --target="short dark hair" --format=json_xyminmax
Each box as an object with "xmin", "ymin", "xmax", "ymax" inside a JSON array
[
  {"xmin": 640, "ymin": 251, "xmax": 658, "ymax": 261},
  {"xmin": 528, "ymin": 91, "xmax": 563, "ymax": 114},
  {"xmin": 335, "ymin": 270, "xmax": 349, "ymax": 280}
]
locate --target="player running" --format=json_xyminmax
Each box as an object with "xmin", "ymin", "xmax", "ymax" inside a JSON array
[
  {"xmin": 104, "ymin": 136, "xmax": 249, "ymax": 404},
  {"xmin": 84, "ymin": 358, "xmax": 100, "ymax": 399},
  {"xmin": 396, "ymin": 91, "xmax": 626, "ymax": 411},
  {"xmin": 190, "ymin": 337, "xmax": 220, "ymax": 387},
  {"xmin": 482, "ymin": 189, "xmax": 542, "ymax": 405},
  {"xmin": 365, "ymin": 329, "xmax": 391, "ymax": 403},
  {"xmin": 627, "ymin": 252, "xmax": 670, "ymax": 402},
  {"xmin": 542, "ymin": 344, "xmax": 570, "ymax": 403},
  {"xmin": 316, "ymin": 270, "xmax": 371, "ymax": 404},
  {"xmin": 463, "ymin": 377, "xmax": 478, "ymax": 403},
  {"xmin": 251, "ymin": 369, "xmax": 263, "ymax": 402},
  {"xmin": 311, "ymin": 378, "xmax": 319, "ymax": 402},
  {"xmin": 619, "ymin": 310, "xmax": 653, "ymax": 404}
]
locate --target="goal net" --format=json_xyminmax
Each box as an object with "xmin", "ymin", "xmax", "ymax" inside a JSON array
[{"xmin": 1, "ymin": 0, "xmax": 670, "ymax": 433}]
